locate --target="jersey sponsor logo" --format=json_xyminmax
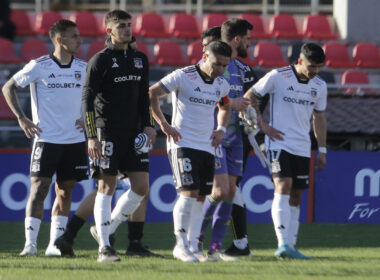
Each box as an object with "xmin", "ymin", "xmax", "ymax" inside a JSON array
[
  {"xmin": 189, "ymin": 97, "xmax": 217, "ymax": 106},
  {"xmin": 47, "ymin": 83, "xmax": 77, "ymax": 88},
  {"xmin": 112, "ymin": 57, "xmax": 119, "ymax": 68},
  {"xmin": 134, "ymin": 58, "xmax": 143, "ymax": 69},
  {"xmin": 283, "ymin": 96, "xmax": 315, "ymax": 106},
  {"xmin": 230, "ymin": 84, "xmax": 243, "ymax": 91},
  {"xmin": 114, "ymin": 75, "xmax": 141, "ymax": 82},
  {"xmin": 48, "ymin": 73, "xmax": 56, "ymax": 79},
  {"xmin": 74, "ymin": 71, "xmax": 81, "ymax": 80}
]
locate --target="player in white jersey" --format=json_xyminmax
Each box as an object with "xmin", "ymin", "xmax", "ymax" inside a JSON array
[
  {"xmin": 244, "ymin": 43, "xmax": 327, "ymax": 259},
  {"xmin": 2, "ymin": 20, "xmax": 87, "ymax": 257},
  {"xmin": 149, "ymin": 41, "xmax": 232, "ymax": 262}
]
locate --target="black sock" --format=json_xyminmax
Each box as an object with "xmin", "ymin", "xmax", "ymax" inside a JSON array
[
  {"xmin": 230, "ymin": 204, "xmax": 247, "ymax": 240},
  {"xmin": 128, "ymin": 221, "xmax": 144, "ymax": 242},
  {"xmin": 64, "ymin": 215, "xmax": 85, "ymax": 243}
]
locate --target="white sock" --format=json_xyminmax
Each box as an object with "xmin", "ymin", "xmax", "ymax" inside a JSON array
[
  {"xmin": 48, "ymin": 215, "xmax": 68, "ymax": 247},
  {"xmin": 25, "ymin": 217, "xmax": 41, "ymax": 246},
  {"xmin": 94, "ymin": 192, "xmax": 112, "ymax": 250},
  {"xmin": 109, "ymin": 189, "xmax": 144, "ymax": 234},
  {"xmin": 233, "ymin": 236, "xmax": 248, "ymax": 250},
  {"xmin": 271, "ymin": 193, "xmax": 291, "ymax": 247},
  {"xmin": 288, "ymin": 205, "xmax": 300, "ymax": 249},
  {"xmin": 173, "ymin": 194, "xmax": 196, "ymax": 248},
  {"xmin": 187, "ymin": 200, "xmax": 204, "ymax": 251}
]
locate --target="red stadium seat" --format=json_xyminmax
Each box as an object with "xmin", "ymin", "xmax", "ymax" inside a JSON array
[
  {"xmin": 135, "ymin": 13, "xmax": 170, "ymax": 38},
  {"xmin": 323, "ymin": 42, "xmax": 355, "ymax": 68},
  {"xmin": 352, "ymin": 42, "xmax": 380, "ymax": 68},
  {"xmin": 87, "ymin": 40, "xmax": 105, "ymax": 60},
  {"xmin": 169, "ymin": 13, "xmax": 200, "ymax": 39},
  {"xmin": 202, "ymin": 13, "xmax": 228, "ymax": 32},
  {"xmin": 0, "ymin": 38, "xmax": 21, "ymax": 64},
  {"xmin": 154, "ymin": 41, "xmax": 188, "ymax": 66},
  {"xmin": 35, "ymin": 11, "xmax": 63, "ymax": 35},
  {"xmin": 135, "ymin": 41, "xmax": 154, "ymax": 64},
  {"xmin": 10, "ymin": 10, "xmax": 36, "ymax": 36},
  {"xmin": 21, "ymin": 39, "xmax": 48, "ymax": 61},
  {"xmin": 240, "ymin": 13, "xmax": 270, "ymax": 39},
  {"xmin": 69, "ymin": 11, "xmax": 102, "ymax": 37},
  {"xmin": 187, "ymin": 41, "xmax": 203, "ymax": 65},
  {"xmin": 0, "ymin": 96, "xmax": 16, "ymax": 120},
  {"xmin": 341, "ymin": 70, "xmax": 374, "ymax": 95},
  {"xmin": 269, "ymin": 14, "xmax": 303, "ymax": 39},
  {"xmin": 253, "ymin": 41, "xmax": 288, "ymax": 67},
  {"xmin": 302, "ymin": 14, "xmax": 338, "ymax": 40},
  {"xmin": 237, "ymin": 55, "xmax": 257, "ymax": 67}
]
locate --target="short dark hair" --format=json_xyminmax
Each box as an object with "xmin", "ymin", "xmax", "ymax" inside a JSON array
[
  {"xmin": 201, "ymin": 26, "xmax": 221, "ymax": 41},
  {"xmin": 221, "ymin": 18, "xmax": 253, "ymax": 42},
  {"xmin": 301, "ymin": 43, "xmax": 325, "ymax": 64},
  {"xmin": 205, "ymin": 40, "xmax": 232, "ymax": 58},
  {"xmin": 49, "ymin": 19, "xmax": 76, "ymax": 40},
  {"xmin": 105, "ymin": 10, "xmax": 131, "ymax": 27}
]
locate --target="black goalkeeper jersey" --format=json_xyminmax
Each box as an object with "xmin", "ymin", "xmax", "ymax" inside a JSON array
[{"xmin": 82, "ymin": 41, "xmax": 154, "ymax": 138}]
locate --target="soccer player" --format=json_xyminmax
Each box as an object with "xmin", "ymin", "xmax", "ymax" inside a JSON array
[
  {"xmin": 244, "ymin": 42, "xmax": 327, "ymax": 259},
  {"xmin": 81, "ymin": 10, "xmax": 155, "ymax": 262},
  {"xmin": 201, "ymin": 26, "xmax": 221, "ymax": 52},
  {"xmin": 54, "ymin": 36, "xmax": 161, "ymax": 258},
  {"xmin": 197, "ymin": 18, "xmax": 254, "ymax": 261},
  {"xmin": 149, "ymin": 40, "xmax": 232, "ymax": 262},
  {"xmin": 1, "ymin": 19, "xmax": 87, "ymax": 256}
]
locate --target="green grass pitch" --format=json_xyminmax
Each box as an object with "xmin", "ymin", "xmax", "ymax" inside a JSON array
[{"xmin": 0, "ymin": 222, "xmax": 379, "ymax": 280}]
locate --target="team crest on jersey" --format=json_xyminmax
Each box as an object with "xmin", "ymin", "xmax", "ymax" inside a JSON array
[
  {"xmin": 216, "ymin": 89, "xmax": 221, "ymax": 98},
  {"xmin": 182, "ymin": 173, "xmax": 194, "ymax": 186},
  {"xmin": 134, "ymin": 58, "xmax": 143, "ymax": 69},
  {"xmin": 74, "ymin": 71, "xmax": 81, "ymax": 80},
  {"xmin": 311, "ymin": 88, "xmax": 318, "ymax": 97}
]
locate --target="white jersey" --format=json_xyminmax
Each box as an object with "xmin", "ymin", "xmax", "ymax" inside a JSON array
[
  {"xmin": 13, "ymin": 55, "xmax": 87, "ymax": 144},
  {"xmin": 160, "ymin": 65, "xmax": 230, "ymax": 155},
  {"xmin": 252, "ymin": 66, "xmax": 327, "ymax": 157}
]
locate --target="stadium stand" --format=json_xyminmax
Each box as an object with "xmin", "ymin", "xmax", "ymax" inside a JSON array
[
  {"xmin": 253, "ymin": 41, "xmax": 288, "ymax": 67},
  {"xmin": 0, "ymin": 95, "xmax": 16, "ymax": 120},
  {"xmin": 86, "ymin": 39, "xmax": 105, "ymax": 60},
  {"xmin": 69, "ymin": 11, "xmax": 102, "ymax": 37},
  {"xmin": 21, "ymin": 39, "xmax": 49, "ymax": 61},
  {"xmin": 269, "ymin": 13, "xmax": 303, "ymax": 39},
  {"xmin": 0, "ymin": 38, "xmax": 21, "ymax": 64},
  {"xmin": 202, "ymin": 13, "xmax": 228, "ymax": 32},
  {"xmin": 302, "ymin": 14, "xmax": 338, "ymax": 40},
  {"xmin": 35, "ymin": 11, "xmax": 63, "ymax": 36},
  {"xmin": 153, "ymin": 41, "xmax": 188, "ymax": 66},
  {"xmin": 135, "ymin": 12, "xmax": 170, "ymax": 38},
  {"xmin": 10, "ymin": 10, "xmax": 35, "ymax": 36},
  {"xmin": 187, "ymin": 41, "xmax": 203, "ymax": 65},
  {"xmin": 318, "ymin": 71, "xmax": 336, "ymax": 84},
  {"xmin": 240, "ymin": 13, "xmax": 270, "ymax": 39},
  {"xmin": 169, "ymin": 13, "xmax": 200, "ymax": 39},
  {"xmin": 352, "ymin": 42, "xmax": 380, "ymax": 68},
  {"xmin": 341, "ymin": 69, "xmax": 374, "ymax": 96},
  {"xmin": 323, "ymin": 42, "xmax": 356, "ymax": 68}
]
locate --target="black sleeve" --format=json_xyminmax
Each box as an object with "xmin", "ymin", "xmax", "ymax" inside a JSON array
[
  {"xmin": 138, "ymin": 54, "xmax": 155, "ymax": 128},
  {"xmin": 82, "ymin": 54, "xmax": 105, "ymax": 138}
]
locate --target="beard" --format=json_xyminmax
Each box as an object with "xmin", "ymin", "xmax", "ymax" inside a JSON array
[{"xmin": 237, "ymin": 43, "xmax": 248, "ymax": 58}]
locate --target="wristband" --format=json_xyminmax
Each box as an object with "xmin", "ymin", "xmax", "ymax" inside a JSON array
[
  {"xmin": 318, "ymin": 147, "xmax": 327, "ymax": 154},
  {"xmin": 217, "ymin": 125, "xmax": 227, "ymax": 133}
]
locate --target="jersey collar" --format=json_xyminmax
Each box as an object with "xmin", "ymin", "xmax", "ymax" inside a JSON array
[
  {"xmin": 49, "ymin": 54, "xmax": 74, "ymax": 68},
  {"xmin": 291, "ymin": 65, "xmax": 309, "ymax": 84},
  {"xmin": 195, "ymin": 64, "xmax": 214, "ymax": 85}
]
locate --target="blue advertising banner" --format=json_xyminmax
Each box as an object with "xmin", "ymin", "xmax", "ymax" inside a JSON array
[{"xmin": 0, "ymin": 151, "xmax": 378, "ymax": 223}]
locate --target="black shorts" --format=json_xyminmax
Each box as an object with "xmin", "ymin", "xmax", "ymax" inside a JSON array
[
  {"xmin": 268, "ymin": 149, "xmax": 310, "ymax": 189},
  {"xmin": 168, "ymin": 147, "xmax": 214, "ymax": 196},
  {"xmin": 30, "ymin": 141, "xmax": 88, "ymax": 181},
  {"xmin": 90, "ymin": 128, "xmax": 149, "ymax": 178}
]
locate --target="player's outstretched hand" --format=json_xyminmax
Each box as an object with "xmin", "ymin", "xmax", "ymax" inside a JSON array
[
  {"xmin": 160, "ymin": 122, "xmax": 182, "ymax": 143},
  {"xmin": 259, "ymin": 118, "xmax": 285, "ymax": 141},
  {"xmin": 231, "ymin": 97, "xmax": 251, "ymax": 112},
  {"xmin": 88, "ymin": 138, "xmax": 102, "ymax": 159},
  {"xmin": 18, "ymin": 116, "xmax": 42, "ymax": 138},
  {"xmin": 210, "ymin": 129, "xmax": 225, "ymax": 147},
  {"xmin": 75, "ymin": 119, "xmax": 85, "ymax": 132},
  {"xmin": 315, "ymin": 152, "xmax": 326, "ymax": 171},
  {"xmin": 143, "ymin": 126, "xmax": 157, "ymax": 147}
]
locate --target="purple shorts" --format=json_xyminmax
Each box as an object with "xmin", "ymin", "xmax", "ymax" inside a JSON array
[{"xmin": 214, "ymin": 144, "xmax": 243, "ymax": 176}]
